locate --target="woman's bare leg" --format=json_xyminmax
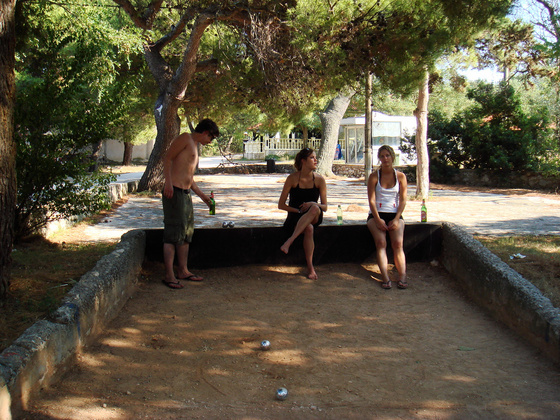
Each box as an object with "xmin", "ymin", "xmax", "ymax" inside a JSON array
[
  {"xmin": 302, "ymin": 225, "xmax": 317, "ymax": 279},
  {"xmin": 367, "ymin": 218, "xmax": 391, "ymax": 287},
  {"xmin": 389, "ymin": 220, "xmax": 407, "ymax": 287},
  {"xmin": 280, "ymin": 205, "xmax": 320, "ymax": 254}
]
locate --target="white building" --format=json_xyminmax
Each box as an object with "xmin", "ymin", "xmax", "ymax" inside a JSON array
[
  {"xmin": 339, "ymin": 111, "xmax": 417, "ymax": 165},
  {"xmin": 102, "ymin": 139, "xmax": 155, "ymax": 163}
]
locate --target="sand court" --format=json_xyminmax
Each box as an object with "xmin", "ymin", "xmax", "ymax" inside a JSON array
[{"xmin": 24, "ymin": 260, "xmax": 560, "ymax": 419}]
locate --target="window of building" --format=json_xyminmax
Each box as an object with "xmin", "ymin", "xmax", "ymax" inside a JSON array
[{"xmin": 372, "ymin": 121, "xmax": 401, "ymax": 146}]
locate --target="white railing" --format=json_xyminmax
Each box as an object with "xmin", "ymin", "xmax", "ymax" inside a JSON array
[{"xmin": 243, "ymin": 137, "xmax": 322, "ymax": 160}]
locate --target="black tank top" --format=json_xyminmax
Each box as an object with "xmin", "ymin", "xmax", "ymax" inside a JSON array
[{"xmin": 288, "ymin": 173, "xmax": 320, "ymax": 208}]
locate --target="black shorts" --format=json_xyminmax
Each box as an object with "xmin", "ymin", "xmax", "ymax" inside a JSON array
[
  {"xmin": 367, "ymin": 212, "xmax": 402, "ymax": 224},
  {"xmin": 283, "ymin": 207, "xmax": 324, "ymax": 232}
]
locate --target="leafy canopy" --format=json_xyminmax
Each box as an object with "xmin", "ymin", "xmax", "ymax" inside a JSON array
[{"xmin": 14, "ymin": 0, "xmax": 147, "ymax": 240}]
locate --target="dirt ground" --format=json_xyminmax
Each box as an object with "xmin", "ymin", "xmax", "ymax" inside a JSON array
[{"xmin": 23, "ymin": 259, "xmax": 560, "ymax": 420}]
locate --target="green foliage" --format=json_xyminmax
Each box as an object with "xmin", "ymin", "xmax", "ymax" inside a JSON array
[
  {"xmin": 14, "ymin": 129, "xmax": 115, "ymax": 240},
  {"xmin": 13, "ymin": 0, "xmax": 148, "ymax": 240},
  {"xmin": 405, "ymin": 81, "xmax": 555, "ymax": 176},
  {"xmin": 289, "ymin": 0, "xmax": 512, "ymax": 95},
  {"xmin": 460, "ymin": 82, "xmax": 551, "ymax": 170}
]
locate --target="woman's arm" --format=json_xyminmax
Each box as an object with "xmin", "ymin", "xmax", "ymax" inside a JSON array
[
  {"xmin": 367, "ymin": 172, "xmax": 388, "ymax": 231},
  {"xmin": 316, "ymin": 175, "xmax": 328, "ymax": 212},
  {"xmin": 388, "ymin": 171, "xmax": 408, "ymax": 229},
  {"xmin": 278, "ymin": 174, "xmax": 299, "ymax": 213}
]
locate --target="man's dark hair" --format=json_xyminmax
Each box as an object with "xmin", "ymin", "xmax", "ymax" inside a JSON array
[{"xmin": 195, "ymin": 119, "xmax": 220, "ymax": 138}]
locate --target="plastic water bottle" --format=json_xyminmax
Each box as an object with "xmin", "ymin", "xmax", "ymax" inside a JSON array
[
  {"xmin": 337, "ymin": 205, "xmax": 343, "ymax": 225},
  {"xmin": 420, "ymin": 199, "xmax": 427, "ymax": 222},
  {"xmin": 209, "ymin": 191, "xmax": 216, "ymax": 215}
]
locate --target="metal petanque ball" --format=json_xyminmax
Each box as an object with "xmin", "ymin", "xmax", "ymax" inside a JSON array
[
  {"xmin": 275, "ymin": 387, "xmax": 288, "ymax": 400},
  {"xmin": 260, "ymin": 340, "xmax": 271, "ymax": 351},
  {"xmin": 228, "ymin": 221, "xmax": 235, "ymax": 228},
  {"xmin": 222, "ymin": 221, "xmax": 229, "ymax": 228}
]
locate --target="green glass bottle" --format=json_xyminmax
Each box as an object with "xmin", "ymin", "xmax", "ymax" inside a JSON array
[
  {"xmin": 337, "ymin": 205, "xmax": 343, "ymax": 225},
  {"xmin": 209, "ymin": 191, "xmax": 216, "ymax": 215},
  {"xmin": 420, "ymin": 199, "xmax": 427, "ymax": 223}
]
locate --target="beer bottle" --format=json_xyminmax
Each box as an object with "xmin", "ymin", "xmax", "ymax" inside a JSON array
[
  {"xmin": 209, "ymin": 191, "xmax": 216, "ymax": 215},
  {"xmin": 337, "ymin": 205, "xmax": 343, "ymax": 225},
  {"xmin": 420, "ymin": 199, "xmax": 427, "ymax": 223}
]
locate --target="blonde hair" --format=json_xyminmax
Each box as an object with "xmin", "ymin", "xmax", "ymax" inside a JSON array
[{"xmin": 377, "ymin": 145, "xmax": 396, "ymax": 168}]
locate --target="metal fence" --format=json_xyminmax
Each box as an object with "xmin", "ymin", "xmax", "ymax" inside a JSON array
[{"xmin": 244, "ymin": 137, "xmax": 322, "ymax": 160}]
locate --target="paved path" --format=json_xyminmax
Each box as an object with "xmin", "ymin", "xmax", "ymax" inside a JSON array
[{"xmin": 65, "ymin": 171, "xmax": 560, "ymax": 243}]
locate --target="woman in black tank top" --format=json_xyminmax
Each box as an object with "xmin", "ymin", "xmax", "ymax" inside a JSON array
[{"xmin": 278, "ymin": 148, "xmax": 328, "ymax": 280}]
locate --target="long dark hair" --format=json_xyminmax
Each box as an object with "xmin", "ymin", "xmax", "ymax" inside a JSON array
[{"xmin": 294, "ymin": 147, "xmax": 314, "ymax": 171}]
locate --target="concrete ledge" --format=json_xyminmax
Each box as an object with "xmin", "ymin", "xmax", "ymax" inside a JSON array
[
  {"xmin": 107, "ymin": 180, "xmax": 139, "ymax": 202},
  {"xmin": 441, "ymin": 222, "xmax": 560, "ymax": 363},
  {"xmin": 0, "ymin": 229, "xmax": 146, "ymax": 417},
  {"xmin": 50, "ymin": 229, "xmax": 145, "ymax": 341},
  {"xmin": 144, "ymin": 223, "xmax": 442, "ymax": 267}
]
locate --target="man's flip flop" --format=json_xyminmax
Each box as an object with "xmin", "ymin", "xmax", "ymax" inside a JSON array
[
  {"xmin": 178, "ymin": 274, "xmax": 204, "ymax": 282},
  {"xmin": 397, "ymin": 280, "xmax": 408, "ymax": 289},
  {"xmin": 162, "ymin": 279, "xmax": 184, "ymax": 289}
]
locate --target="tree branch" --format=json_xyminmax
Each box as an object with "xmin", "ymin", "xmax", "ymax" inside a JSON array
[
  {"xmin": 196, "ymin": 58, "xmax": 219, "ymax": 73},
  {"xmin": 152, "ymin": 7, "xmax": 198, "ymax": 51},
  {"xmin": 113, "ymin": 0, "xmax": 163, "ymax": 30},
  {"xmin": 535, "ymin": 0, "xmax": 560, "ymax": 41}
]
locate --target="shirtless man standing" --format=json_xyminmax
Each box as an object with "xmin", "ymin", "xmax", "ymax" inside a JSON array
[{"xmin": 161, "ymin": 118, "xmax": 220, "ymax": 289}]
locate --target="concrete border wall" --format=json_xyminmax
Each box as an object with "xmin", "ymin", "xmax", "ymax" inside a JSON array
[
  {"xmin": 441, "ymin": 222, "xmax": 560, "ymax": 363},
  {"xmin": 0, "ymin": 230, "xmax": 146, "ymax": 418}
]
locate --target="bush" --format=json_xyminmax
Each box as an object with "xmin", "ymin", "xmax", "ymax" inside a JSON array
[
  {"xmin": 402, "ymin": 82, "xmax": 556, "ymax": 178},
  {"xmin": 459, "ymin": 82, "xmax": 550, "ymax": 171},
  {"xmin": 15, "ymin": 133, "xmax": 115, "ymax": 241}
]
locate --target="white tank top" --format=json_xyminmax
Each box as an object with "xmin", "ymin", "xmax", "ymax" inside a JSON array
[{"xmin": 375, "ymin": 169, "xmax": 399, "ymax": 213}]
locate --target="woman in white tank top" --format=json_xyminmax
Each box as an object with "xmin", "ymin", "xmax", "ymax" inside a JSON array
[{"xmin": 366, "ymin": 145, "xmax": 408, "ymax": 289}]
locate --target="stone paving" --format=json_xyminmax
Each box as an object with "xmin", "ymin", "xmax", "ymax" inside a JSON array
[{"xmin": 73, "ymin": 172, "xmax": 560, "ymax": 243}]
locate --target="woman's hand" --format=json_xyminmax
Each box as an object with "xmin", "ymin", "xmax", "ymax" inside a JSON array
[
  {"xmin": 299, "ymin": 202, "xmax": 313, "ymax": 213},
  {"xmin": 375, "ymin": 218, "xmax": 389, "ymax": 232},
  {"xmin": 387, "ymin": 218, "xmax": 399, "ymax": 231}
]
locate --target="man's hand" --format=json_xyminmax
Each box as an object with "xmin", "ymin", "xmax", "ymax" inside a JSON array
[
  {"xmin": 163, "ymin": 182, "xmax": 174, "ymax": 199},
  {"xmin": 201, "ymin": 194, "xmax": 212, "ymax": 208}
]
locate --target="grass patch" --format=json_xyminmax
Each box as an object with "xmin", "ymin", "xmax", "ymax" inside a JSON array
[
  {"xmin": 475, "ymin": 235, "xmax": 560, "ymax": 308},
  {"xmin": 0, "ymin": 236, "xmax": 116, "ymax": 352}
]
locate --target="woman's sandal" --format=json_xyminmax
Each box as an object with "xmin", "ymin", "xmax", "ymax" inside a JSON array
[
  {"xmin": 381, "ymin": 280, "xmax": 392, "ymax": 289},
  {"xmin": 397, "ymin": 280, "xmax": 408, "ymax": 289}
]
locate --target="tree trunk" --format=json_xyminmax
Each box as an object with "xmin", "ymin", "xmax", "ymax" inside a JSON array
[
  {"xmin": 302, "ymin": 126, "xmax": 309, "ymax": 148},
  {"xmin": 364, "ymin": 73, "xmax": 373, "ymax": 184},
  {"xmin": 316, "ymin": 87, "xmax": 356, "ymax": 176},
  {"xmin": 138, "ymin": 95, "xmax": 181, "ymax": 191},
  {"xmin": 413, "ymin": 70, "xmax": 430, "ymax": 200},
  {"xmin": 89, "ymin": 140, "xmax": 103, "ymax": 172},
  {"xmin": 123, "ymin": 142, "xmax": 133, "ymax": 166},
  {"xmin": 136, "ymin": 14, "xmax": 213, "ymax": 192},
  {"xmin": 0, "ymin": 0, "xmax": 17, "ymax": 304}
]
